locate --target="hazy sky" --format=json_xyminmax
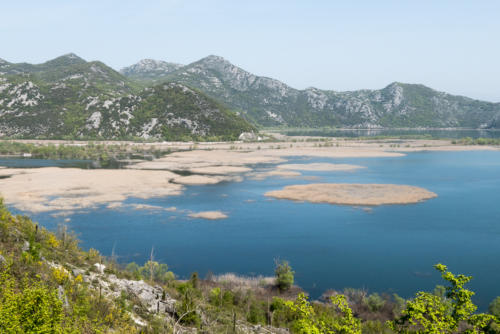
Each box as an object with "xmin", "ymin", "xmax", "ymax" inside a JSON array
[{"xmin": 2, "ymin": 1, "xmax": 499, "ymax": 101}]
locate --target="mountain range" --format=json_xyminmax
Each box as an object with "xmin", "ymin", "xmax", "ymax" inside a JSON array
[
  {"xmin": 121, "ymin": 55, "xmax": 500, "ymax": 129},
  {"xmin": 1, "ymin": 53, "xmax": 499, "ymax": 140},
  {"xmin": 0, "ymin": 54, "xmax": 254, "ymax": 140}
]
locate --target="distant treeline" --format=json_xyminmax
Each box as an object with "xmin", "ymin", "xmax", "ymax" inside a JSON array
[{"xmin": 452, "ymin": 137, "xmax": 500, "ymax": 145}]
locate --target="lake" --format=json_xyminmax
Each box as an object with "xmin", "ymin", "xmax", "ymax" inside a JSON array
[
  {"xmin": 4, "ymin": 150, "xmax": 500, "ymax": 310},
  {"xmin": 281, "ymin": 128, "xmax": 500, "ymax": 139}
]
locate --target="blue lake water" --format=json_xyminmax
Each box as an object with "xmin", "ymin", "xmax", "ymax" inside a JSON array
[
  {"xmin": 282, "ymin": 128, "xmax": 500, "ymax": 139},
  {"xmin": 5, "ymin": 151, "xmax": 500, "ymax": 309}
]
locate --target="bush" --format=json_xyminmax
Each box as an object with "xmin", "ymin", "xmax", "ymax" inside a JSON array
[
  {"xmin": 365, "ymin": 293, "xmax": 385, "ymax": 312},
  {"xmin": 247, "ymin": 301, "xmax": 267, "ymax": 324},
  {"xmin": 389, "ymin": 263, "xmax": 497, "ymax": 333},
  {"xmin": 274, "ymin": 260, "xmax": 294, "ymax": 292},
  {"xmin": 490, "ymin": 297, "xmax": 500, "ymax": 318}
]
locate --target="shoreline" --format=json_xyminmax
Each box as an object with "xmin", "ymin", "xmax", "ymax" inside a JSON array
[{"xmin": 0, "ymin": 138, "xmax": 498, "ymax": 213}]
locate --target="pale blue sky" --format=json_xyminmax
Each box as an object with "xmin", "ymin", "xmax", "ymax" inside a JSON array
[{"xmin": 2, "ymin": 1, "xmax": 499, "ymax": 101}]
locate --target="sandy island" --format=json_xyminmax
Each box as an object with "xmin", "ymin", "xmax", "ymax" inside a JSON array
[
  {"xmin": 265, "ymin": 183, "xmax": 437, "ymax": 206},
  {"xmin": 171, "ymin": 175, "xmax": 240, "ymax": 185},
  {"xmin": 0, "ymin": 168, "xmax": 183, "ymax": 212},
  {"xmin": 188, "ymin": 211, "xmax": 228, "ymax": 220}
]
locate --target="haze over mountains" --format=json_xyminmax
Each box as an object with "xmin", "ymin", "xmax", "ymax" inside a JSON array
[{"xmin": 1, "ymin": 53, "xmax": 499, "ymax": 140}]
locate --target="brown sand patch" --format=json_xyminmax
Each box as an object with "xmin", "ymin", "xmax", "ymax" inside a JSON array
[
  {"xmin": 265, "ymin": 183, "xmax": 437, "ymax": 206},
  {"xmin": 0, "ymin": 167, "xmax": 183, "ymax": 213},
  {"xmin": 189, "ymin": 166, "xmax": 252, "ymax": 175},
  {"xmin": 126, "ymin": 146, "xmax": 404, "ymax": 173},
  {"xmin": 188, "ymin": 211, "xmax": 228, "ymax": 220},
  {"xmin": 171, "ymin": 175, "xmax": 240, "ymax": 185}
]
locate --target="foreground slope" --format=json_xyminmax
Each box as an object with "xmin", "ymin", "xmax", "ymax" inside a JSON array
[
  {"xmin": 123, "ymin": 55, "xmax": 500, "ymax": 128},
  {"xmin": 0, "ymin": 54, "xmax": 254, "ymax": 140}
]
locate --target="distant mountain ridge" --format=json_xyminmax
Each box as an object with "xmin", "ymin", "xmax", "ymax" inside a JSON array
[
  {"xmin": 122, "ymin": 55, "xmax": 500, "ymax": 129},
  {"xmin": 0, "ymin": 54, "xmax": 254, "ymax": 140},
  {"xmin": 1, "ymin": 52, "xmax": 499, "ymax": 141},
  {"xmin": 120, "ymin": 59, "xmax": 183, "ymax": 86}
]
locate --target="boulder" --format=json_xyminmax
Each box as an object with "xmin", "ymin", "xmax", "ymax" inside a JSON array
[{"xmin": 94, "ymin": 263, "xmax": 106, "ymax": 274}]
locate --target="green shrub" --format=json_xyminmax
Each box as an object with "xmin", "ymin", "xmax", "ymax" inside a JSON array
[
  {"xmin": 490, "ymin": 297, "xmax": 500, "ymax": 318},
  {"xmin": 275, "ymin": 260, "xmax": 294, "ymax": 292},
  {"xmin": 365, "ymin": 293, "xmax": 385, "ymax": 312}
]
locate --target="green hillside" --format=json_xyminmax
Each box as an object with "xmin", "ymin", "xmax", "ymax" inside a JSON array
[
  {"xmin": 122, "ymin": 56, "xmax": 500, "ymax": 129},
  {"xmin": 0, "ymin": 54, "xmax": 254, "ymax": 140}
]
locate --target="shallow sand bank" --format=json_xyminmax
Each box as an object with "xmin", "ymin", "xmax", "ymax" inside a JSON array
[
  {"xmin": 188, "ymin": 211, "xmax": 228, "ymax": 220},
  {"xmin": 126, "ymin": 146, "xmax": 404, "ymax": 173},
  {"xmin": 171, "ymin": 175, "xmax": 242, "ymax": 185},
  {"xmin": 265, "ymin": 183, "xmax": 437, "ymax": 206},
  {"xmin": 0, "ymin": 167, "xmax": 183, "ymax": 212}
]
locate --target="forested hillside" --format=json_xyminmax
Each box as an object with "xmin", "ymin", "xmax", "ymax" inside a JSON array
[{"xmin": 0, "ymin": 54, "xmax": 254, "ymax": 141}]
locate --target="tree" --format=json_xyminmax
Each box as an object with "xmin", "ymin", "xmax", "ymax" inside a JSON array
[
  {"xmin": 275, "ymin": 260, "xmax": 294, "ymax": 292},
  {"xmin": 139, "ymin": 260, "xmax": 174, "ymax": 283},
  {"xmin": 285, "ymin": 293, "xmax": 361, "ymax": 334},
  {"xmin": 490, "ymin": 297, "xmax": 500, "ymax": 319},
  {"xmin": 389, "ymin": 263, "xmax": 498, "ymax": 333}
]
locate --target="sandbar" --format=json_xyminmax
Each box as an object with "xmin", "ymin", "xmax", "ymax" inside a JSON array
[
  {"xmin": 171, "ymin": 175, "xmax": 241, "ymax": 185},
  {"xmin": 189, "ymin": 166, "xmax": 252, "ymax": 175},
  {"xmin": 265, "ymin": 183, "xmax": 437, "ymax": 206},
  {"xmin": 188, "ymin": 211, "xmax": 228, "ymax": 220},
  {"xmin": 0, "ymin": 167, "xmax": 183, "ymax": 212},
  {"xmin": 126, "ymin": 146, "xmax": 404, "ymax": 173}
]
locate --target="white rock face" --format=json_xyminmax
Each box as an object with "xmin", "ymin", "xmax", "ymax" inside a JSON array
[
  {"xmin": 86, "ymin": 111, "xmax": 102, "ymax": 129},
  {"xmin": 265, "ymin": 110, "xmax": 284, "ymax": 123},
  {"xmin": 85, "ymin": 96, "xmax": 99, "ymax": 110},
  {"xmin": 306, "ymin": 88, "xmax": 328, "ymax": 109},
  {"xmin": 140, "ymin": 118, "xmax": 158, "ymax": 138},
  {"xmin": 4, "ymin": 81, "xmax": 43, "ymax": 108},
  {"xmin": 102, "ymin": 99, "xmax": 114, "ymax": 109}
]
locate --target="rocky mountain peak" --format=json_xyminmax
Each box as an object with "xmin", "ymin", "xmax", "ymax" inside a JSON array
[
  {"xmin": 385, "ymin": 81, "xmax": 404, "ymax": 89},
  {"xmin": 120, "ymin": 59, "xmax": 183, "ymax": 77},
  {"xmin": 200, "ymin": 54, "xmax": 227, "ymax": 63},
  {"xmin": 63, "ymin": 52, "xmax": 82, "ymax": 59},
  {"xmin": 195, "ymin": 55, "xmax": 235, "ymax": 70},
  {"xmin": 44, "ymin": 53, "xmax": 87, "ymax": 67}
]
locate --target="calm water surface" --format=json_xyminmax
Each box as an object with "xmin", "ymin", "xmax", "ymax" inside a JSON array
[
  {"xmin": 283, "ymin": 128, "xmax": 500, "ymax": 139},
  {"xmin": 5, "ymin": 151, "xmax": 500, "ymax": 309}
]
